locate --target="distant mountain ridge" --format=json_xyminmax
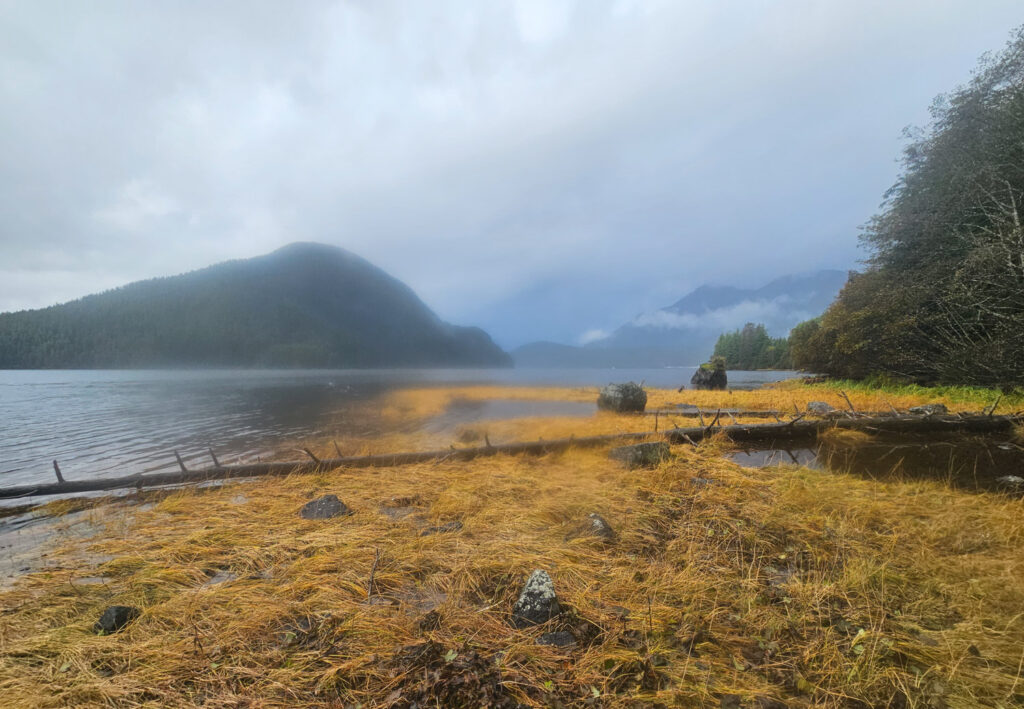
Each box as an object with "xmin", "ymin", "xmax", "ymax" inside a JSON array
[
  {"xmin": 0, "ymin": 242, "xmax": 511, "ymax": 368},
  {"xmin": 513, "ymin": 269, "xmax": 847, "ymax": 367}
]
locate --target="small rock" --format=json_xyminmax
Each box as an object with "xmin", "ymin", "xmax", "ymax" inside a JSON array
[
  {"xmin": 690, "ymin": 477, "xmax": 717, "ymax": 488},
  {"xmin": 609, "ymin": 441, "xmax": 671, "ymax": 468},
  {"xmin": 585, "ymin": 513, "xmax": 615, "ymax": 540},
  {"xmin": 995, "ymin": 475, "xmax": 1024, "ymax": 493},
  {"xmin": 512, "ymin": 569, "xmax": 561, "ymax": 627},
  {"xmin": 597, "ymin": 382, "xmax": 648, "ymax": 413},
  {"xmin": 299, "ymin": 494, "xmax": 352, "ymax": 520},
  {"xmin": 94, "ymin": 605, "xmax": 140, "ymax": 634},
  {"xmin": 691, "ymin": 357, "xmax": 727, "ymax": 391},
  {"xmin": 566, "ymin": 513, "xmax": 615, "ymax": 542},
  {"xmin": 908, "ymin": 403, "xmax": 948, "ymax": 416},
  {"xmin": 420, "ymin": 520, "xmax": 464, "ymax": 536},
  {"xmin": 537, "ymin": 630, "xmax": 576, "ymax": 647},
  {"xmin": 807, "ymin": 401, "xmax": 836, "ymax": 415}
]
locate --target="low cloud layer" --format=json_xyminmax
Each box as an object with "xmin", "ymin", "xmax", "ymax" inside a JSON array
[
  {"xmin": 2, "ymin": 1, "xmax": 1021, "ymax": 347},
  {"xmin": 629, "ymin": 297, "xmax": 809, "ymax": 335}
]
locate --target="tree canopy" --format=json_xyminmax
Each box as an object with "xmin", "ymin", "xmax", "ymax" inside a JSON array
[
  {"xmin": 713, "ymin": 323, "xmax": 790, "ymax": 370},
  {"xmin": 791, "ymin": 28, "xmax": 1024, "ymax": 387}
]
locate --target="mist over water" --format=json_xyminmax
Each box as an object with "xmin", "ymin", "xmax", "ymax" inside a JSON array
[{"xmin": 0, "ymin": 368, "xmax": 800, "ymax": 492}]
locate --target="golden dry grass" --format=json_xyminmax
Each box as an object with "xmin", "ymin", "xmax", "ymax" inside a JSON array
[
  {"xmin": 300, "ymin": 381, "xmax": 988, "ymax": 461},
  {"xmin": 1, "ymin": 383, "xmax": 1022, "ymax": 708}
]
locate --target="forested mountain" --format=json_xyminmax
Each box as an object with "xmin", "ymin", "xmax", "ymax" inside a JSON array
[
  {"xmin": 513, "ymin": 270, "xmax": 844, "ymax": 367},
  {"xmin": 791, "ymin": 29, "xmax": 1024, "ymax": 387},
  {"xmin": 0, "ymin": 243, "xmax": 511, "ymax": 368},
  {"xmin": 713, "ymin": 323, "xmax": 790, "ymax": 370}
]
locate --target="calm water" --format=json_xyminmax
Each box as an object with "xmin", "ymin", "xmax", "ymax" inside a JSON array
[
  {"xmin": 730, "ymin": 435, "xmax": 1024, "ymax": 493},
  {"xmin": 0, "ymin": 367, "xmax": 801, "ymax": 492}
]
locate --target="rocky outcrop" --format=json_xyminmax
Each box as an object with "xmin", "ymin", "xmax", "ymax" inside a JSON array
[
  {"xmin": 300, "ymin": 494, "xmax": 352, "ymax": 519},
  {"xmin": 597, "ymin": 382, "xmax": 648, "ymax": 413},
  {"xmin": 511, "ymin": 569, "xmax": 561, "ymax": 627},
  {"xmin": 94, "ymin": 605, "xmax": 140, "ymax": 634},
  {"xmin": 609, "ymin": 441, "xmax": 671, "ymax": 468},
  {"xmin": 690, "ymin": 357, "xmax": 727, "ymax": 390}
]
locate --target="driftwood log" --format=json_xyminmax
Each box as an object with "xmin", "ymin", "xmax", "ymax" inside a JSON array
[
  {"xmin": 663, "ymin": 413, "xmax": 1021, "ymax": 444},
  {"xmin": 1, "ymin": 414, "xmax": 1019, "ymax": 500}
]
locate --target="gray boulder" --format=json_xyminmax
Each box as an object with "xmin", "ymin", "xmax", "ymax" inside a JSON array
[
  {"xmin": 807, "ymin": 401, "xmax": 836, "ymax": 415},
  {"xmin": 908, "ymin": 403, "xmax": 948, "ymax": 416},
  {"xmin": 609, "ymin": 441, "xmax": 671, "ymax": 468},
  {"xmin": 300, "ymin": 494, "xmax": 352, "ymax": 520},
  {"xmin": 512, "ymin": 569, "xmax": 561, "ymax": 627},
  {"xmin": 597, "ymin": 382, "xmax": 648, "ymax": 413},
  {"xmin": 94, "ymin": 605, "xmax": 140, "ymax": 634}
]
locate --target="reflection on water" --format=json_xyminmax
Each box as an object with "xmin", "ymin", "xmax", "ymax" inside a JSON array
[
  {"xmin": 729, "ymin": 435, "xmax": 1024, "ymax": 492},
  {"xmin": 0, "ymin": 367, "xmax": 801, "ymax": 491}
]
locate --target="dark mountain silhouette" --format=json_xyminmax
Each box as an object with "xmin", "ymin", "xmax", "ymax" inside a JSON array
[
  {"xmin": 0, "ymin": 242, "xmax": 511, "ymax": 368},
  {"xmin": 513, "ymin": 270, "xmax": 847, "ymax": 367}
]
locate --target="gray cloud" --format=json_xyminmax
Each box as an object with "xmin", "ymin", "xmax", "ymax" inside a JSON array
[{"xmin": 1, "ymin": 1, "xmax": 1022, "ymax": 347}]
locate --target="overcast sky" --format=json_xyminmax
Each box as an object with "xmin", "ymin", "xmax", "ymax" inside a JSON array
[{"xmin": 1, "ymin": 1, "xmax": 1021, "ymax": 347}]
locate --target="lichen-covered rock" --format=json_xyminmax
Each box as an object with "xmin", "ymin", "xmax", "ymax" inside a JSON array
[
  {"xmin": 299, "ymin": 494, "xmax": 352, "ymax": 519},
  {"xmin": 690, "ymin": 358, "xmax": 727, "ymax": 390},
  {"xmin": 511, "ymin": 569, "xmax": 561, "ymax": 627},
  {"xmin": 609, "ymin": 441, "xmax": 670, "ymax": 468},
  {"xmin": 908, "ymin": 403, "xmax": 949, "ymax": 416},
  {"xmin": 807, "ymin": 401, "xmax": 836, "ymax": 415},
  {"xmin": 94, "ymin": 605, "xmax": 140, "ymax": 634},
  {"xmin": 585, "ymin": 513, "xmax": 615, "ymax": 540},
  {"xmin": 597, "ymin": 382, "xmax": 647, "ymax": 413}
]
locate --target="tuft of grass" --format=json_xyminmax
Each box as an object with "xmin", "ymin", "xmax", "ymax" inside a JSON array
[
  {"xmin": 798, "ymin": 378, "xmax": 1022, "ymax": 412},
  {"xmin": 818, "ymin": 428, "xmax": 874, "ymax": 446}
]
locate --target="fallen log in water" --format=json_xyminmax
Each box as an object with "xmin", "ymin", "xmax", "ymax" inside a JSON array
[
  {"xmin": 0, "ymin": 430, "xmax": 659, "ymax": 499},
  {"xmin": 664, "ymin": 413, "xmax": 1022, "ymax": 445},
  {"xmin": 2, "ymin": 414, "xmax": 1019, "ymax": 499}
]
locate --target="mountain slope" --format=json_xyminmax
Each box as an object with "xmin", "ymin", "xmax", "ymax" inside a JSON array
[
  {"xmin": 513, "ymin": 269, "xmax": 847, "ymax": 367},
  {"xmin": 0, "ymin": 242, "xmax": 511, "ymax": 368}
]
